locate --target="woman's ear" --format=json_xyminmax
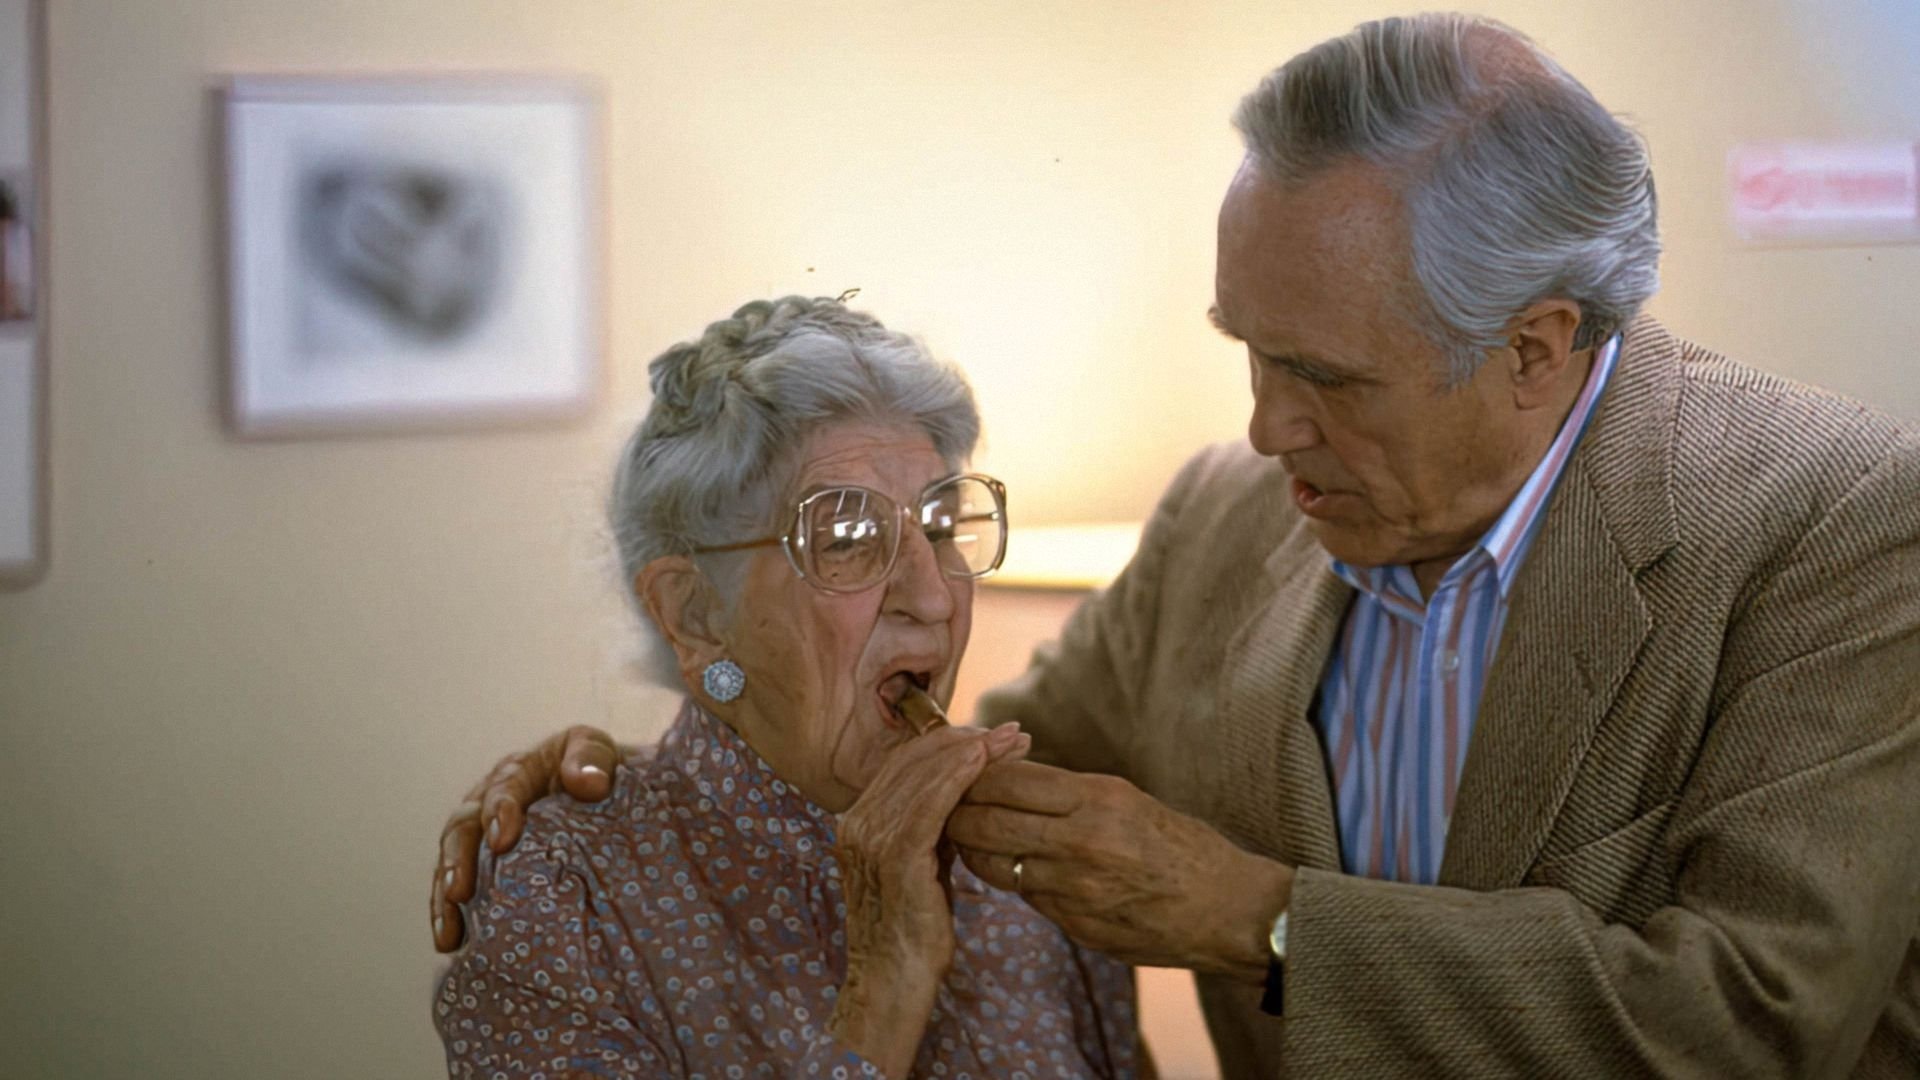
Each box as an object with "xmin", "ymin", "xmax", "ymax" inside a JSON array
[{"xmin": 635, "ymin": 556, "xmax": 727, "ymax": 677}]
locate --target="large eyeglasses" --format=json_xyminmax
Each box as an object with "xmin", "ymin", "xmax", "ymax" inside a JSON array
[{"xmin": 694, "ymin": 474, "xmax": 1008, "ymax": 595}]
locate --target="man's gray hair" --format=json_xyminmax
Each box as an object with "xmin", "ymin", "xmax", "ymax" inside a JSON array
[
  {"xmin": 610, "ymin": 295, "xmax": 981, "ymax": 684},
  {"xmin": 1232, "ymin": 12, "xmax": 1660, "ymax": 382}
]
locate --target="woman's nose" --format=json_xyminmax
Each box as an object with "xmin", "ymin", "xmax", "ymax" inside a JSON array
[{"xmin": 884, "ymin": 522, "xmax": 958, "ymax": 623}]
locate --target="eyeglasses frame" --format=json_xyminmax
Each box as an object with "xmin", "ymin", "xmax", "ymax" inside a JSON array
[{"xmin": 691, "ymin": 472, "xmax": 1008, "ymax": 595}]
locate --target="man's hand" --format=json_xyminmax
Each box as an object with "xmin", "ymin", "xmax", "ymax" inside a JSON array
[
  {"xmin": 947, "ymin": 760, "xmax": 1292, "ymax": 980},
  {"xmin": 430, "ymin": 725, "xmax": 621, "ymax": 952}
]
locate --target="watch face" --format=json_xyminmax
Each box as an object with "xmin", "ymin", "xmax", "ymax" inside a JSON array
[{"xmin": 1269, "ymin": 910, "xmax": 1289, "ymax": 960}]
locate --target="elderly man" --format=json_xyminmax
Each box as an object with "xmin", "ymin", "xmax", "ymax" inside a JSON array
[{"xmin": 433, "ymin": 13, "xmax": 1920, "ymax": 1076}]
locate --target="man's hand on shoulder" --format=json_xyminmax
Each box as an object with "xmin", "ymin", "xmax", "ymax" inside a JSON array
[{"xmin": 430, "ymin": 725, "xmax": 621, "ymax": 952}]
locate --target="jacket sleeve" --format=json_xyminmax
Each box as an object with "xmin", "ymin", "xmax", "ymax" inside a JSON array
[
  {"xmin": 972, "ymin": 446, "xmax": 1212, "ymax": 778},
  {"xmin": 1282, "ymin": 442, "xmax": 1920, "ymax": 1077}
]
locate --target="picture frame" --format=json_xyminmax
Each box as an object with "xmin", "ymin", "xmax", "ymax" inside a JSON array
[
  {"xmin": 222, "ymin": 75, "xmax": 603, "ymax": 438},
  {"xmin": 0, "ymin": 0, "xmax": 47, "ymax": 589}
]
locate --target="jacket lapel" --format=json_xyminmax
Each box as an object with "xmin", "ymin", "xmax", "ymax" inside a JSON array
[
  {"xmin": 1438, "ymin": 315, "xmax": 1680, "ymax": 889},
  {"xmin": 1214, "ymin": 520, "xmax": 1351, "ymax": 873}
]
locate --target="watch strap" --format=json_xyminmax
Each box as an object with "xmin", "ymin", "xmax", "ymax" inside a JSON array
[{"xmin": 1260, "ymin": 953, "xmax": 1285, "ymax": 1016}]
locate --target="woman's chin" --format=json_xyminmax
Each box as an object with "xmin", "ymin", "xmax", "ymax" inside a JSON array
[
  {"xmin": 818, "ymin": 695, "xmax": 945, "ymax": 811},
  {"xmin": 825, "ymin": 743, "xmax": 900, "ymax": 808}
]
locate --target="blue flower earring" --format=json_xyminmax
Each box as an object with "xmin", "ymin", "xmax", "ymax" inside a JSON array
[{"xmin": 702, "ymin": 659, "xmax": 746, "ymax": 703}]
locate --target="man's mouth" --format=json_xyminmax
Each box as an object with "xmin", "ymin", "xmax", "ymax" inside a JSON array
[{"xmin": 1291, "ymin": 476, "xmax": 1329, "ymax": 514}]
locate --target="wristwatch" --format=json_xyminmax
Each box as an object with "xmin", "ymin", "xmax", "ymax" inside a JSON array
[{"xmin": 1260, "ymin": 908, "xmax": 1289, "ymax": 1016}]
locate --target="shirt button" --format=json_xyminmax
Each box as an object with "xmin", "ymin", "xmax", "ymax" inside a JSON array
[{"xmin": 1439, "ymin": 649, "xmax": 1461, "ymax": 676}]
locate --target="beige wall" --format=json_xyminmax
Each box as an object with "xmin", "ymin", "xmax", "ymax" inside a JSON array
[{"xmin": 3, "ymin": 1, "xmax": 1918, "ymax": 1076}]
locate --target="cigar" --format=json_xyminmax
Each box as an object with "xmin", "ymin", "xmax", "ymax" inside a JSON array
[{"xmin": 896, "ymin": 684, "xmax": 949, "ymax": 735}]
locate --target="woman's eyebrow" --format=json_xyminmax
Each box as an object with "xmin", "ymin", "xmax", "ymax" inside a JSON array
[{"xmin": 791, "ymin": 481, "xmax": 870, "ymax": 507}]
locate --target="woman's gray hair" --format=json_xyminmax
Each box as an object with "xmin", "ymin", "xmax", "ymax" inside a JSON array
[
  {"xmin": 610, "ymin": 296, "xmax": 981, "ymax": 684},
  {"xmin": 1232, "ymin": 12, "xmax": 1660, "ymax": 383}
]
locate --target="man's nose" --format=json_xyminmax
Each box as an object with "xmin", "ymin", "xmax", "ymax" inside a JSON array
[
  {"xmin": 1247, "ymin": 370, "xmax": 1321, "ymax": 457},
  {"xmin": 884, "ymin": 522, "xmax": 958, "ymax": 623}
]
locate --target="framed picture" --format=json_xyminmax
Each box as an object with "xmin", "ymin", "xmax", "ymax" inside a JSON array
[
  {"xmin": 0, "ymin": 0, "xmax": 46, "ymax": 589},
  {"xmin": 223, "ymin": 75, "xmax": 603, "ymax": 437}
]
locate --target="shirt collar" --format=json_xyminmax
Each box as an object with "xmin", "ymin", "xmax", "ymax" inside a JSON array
[
  {"xmin": 1330, "ymin": 333, "xmax": 1621, "ymax": 605},
  {"xmin": 659, "ymin": 698, "xmax": 839, "ymax": 865}
]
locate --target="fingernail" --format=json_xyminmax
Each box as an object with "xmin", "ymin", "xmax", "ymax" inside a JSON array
[
  {"xmin": 443, "ymin": 868, "xmax": 455, "ymax": 891},
  {"xmin": 1016, "ymin": 733, "xmax": 1033, "ymax": 751},
  {"xmin": 988, "ymin": 722, "xmax": 1022, "ymax": 744},
  {"xmin": 581, "ymin": 764, "xmax": 606, "ymax": 777},
  {"xmin": 487, "ymin": 818, "xmax": 499, "ymax": 846},
  {"xmin": 434, "ymin": 915, "xmax": 444, "ymax": 939}
]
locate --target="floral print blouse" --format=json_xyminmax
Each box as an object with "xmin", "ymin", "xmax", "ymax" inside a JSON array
[{"xmin": 436, "ymin": 700, "xmax": 1138, "ymax": 1078}]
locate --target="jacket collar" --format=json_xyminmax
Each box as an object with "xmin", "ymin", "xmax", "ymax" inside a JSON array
[
  {"xmin": 1568, "ymin": 313, "xmax": 1682, "ymax": 574},
  {"xmin": 1213, "ymin": 514, "xmax": 1351, "ymax": 872},
  {"xmin": 1439, "ymin": 314, "xmax": 1678, "ymax": 887}
]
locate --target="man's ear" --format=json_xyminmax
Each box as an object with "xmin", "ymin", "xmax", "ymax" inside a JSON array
[
  {"xmin": 1505, "ymin": 299, "xmax": 1583, "ymax": 410},
  {"xmin": 635, "ymin": 556, "xmax": 727, "ymax": 677}
]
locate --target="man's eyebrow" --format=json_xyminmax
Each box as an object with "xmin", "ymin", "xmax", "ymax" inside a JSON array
[{"xmin": 1206, "ymin": 304, "xmax": 1366, "ymax": 383}]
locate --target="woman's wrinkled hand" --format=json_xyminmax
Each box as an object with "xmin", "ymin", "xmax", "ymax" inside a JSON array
[
  {"xmin": 431, "ymin": 725, "xmax": 622, "ymax": 952},
  {"xmin": 829, "ymin": 722, "xmax": 1030, "ymax": 1074}
]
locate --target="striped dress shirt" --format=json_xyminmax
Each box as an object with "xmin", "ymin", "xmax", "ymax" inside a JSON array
[{"xmin": 1315, "ymin": 335, "xmax": 1621, "ymax": 884}]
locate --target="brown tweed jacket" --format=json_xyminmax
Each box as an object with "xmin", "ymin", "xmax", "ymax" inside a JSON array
[{"xmin": 978, "ymin": 316, "xmax": 1920, "ymax": 1077}]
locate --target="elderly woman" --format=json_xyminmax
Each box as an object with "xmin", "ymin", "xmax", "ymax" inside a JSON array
[{"xmin": 434, "ymin": 297, "xmax": 1138, "ymax": 1078}]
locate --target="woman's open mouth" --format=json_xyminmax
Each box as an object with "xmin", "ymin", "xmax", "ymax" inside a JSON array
[{"xmin": 877, "ymin": 670, "xmax": 934, "ymax": 731}]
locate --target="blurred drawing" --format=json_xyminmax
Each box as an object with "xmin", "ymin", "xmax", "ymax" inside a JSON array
[
  {"xmin": 0, "ymin": 174, "xmax": 29, "ymax": 321},
  {"xmin": 1, "ymin": 0, "xmax": 47, "ymax": 592},
  {"xmin": 299, "ymin": 158, "xmax": 508, "ymax": 354},
  {"xmin": 224, "ymin": 76, "xmax": 601, "ymax": 437}
]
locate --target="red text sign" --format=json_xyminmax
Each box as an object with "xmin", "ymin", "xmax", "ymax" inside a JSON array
[{"xmin": 1729, "ymin": 142, "xmax": 1919, "ymax": 244}]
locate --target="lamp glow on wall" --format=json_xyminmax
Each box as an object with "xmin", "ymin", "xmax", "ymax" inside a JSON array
[{"xmin": 986, "ymin": 522, "xmax": 1144, "ymax": 591}]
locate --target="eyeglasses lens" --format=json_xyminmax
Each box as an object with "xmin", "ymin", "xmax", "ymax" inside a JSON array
[
  {"xmin": 802, "ymin": 488, "xmax": 893, "ymax": 591},
  {"xmin": 798, "ymin": 477, "xmax": 1005, "ymax": 591},
  {"xmin": 921, "ymin": 477, "xmax": 1005, "ymax": 577}
]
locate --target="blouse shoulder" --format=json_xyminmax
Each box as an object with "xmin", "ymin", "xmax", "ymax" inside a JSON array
[
  {"xmin": 486, "ymin": 745, "xmax": 691, "ymax": 900},
  {"xmin": 437, "ymin": 753, "xmax": 688, "ymax": 1074}
]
